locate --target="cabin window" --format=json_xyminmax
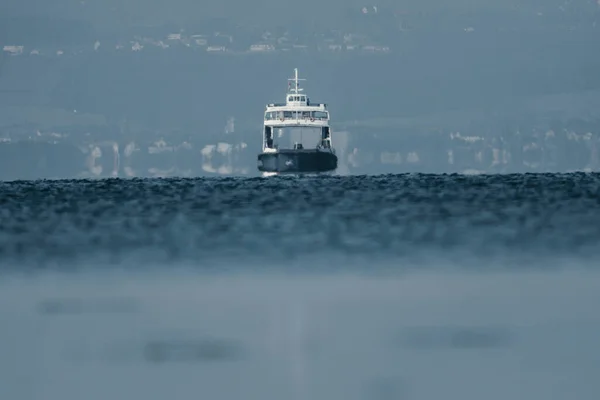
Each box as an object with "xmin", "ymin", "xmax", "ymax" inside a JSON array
[
  {"xmin": 287, "ymin": 96, "xmax": 308, "ymax": 103},
  {"xmin": 283, "ymin": 111, "xmax": 293, "ymax": 118},
  {"xmin": 314, "ymin": 111, "xmax": 328, "ymax": 119}
]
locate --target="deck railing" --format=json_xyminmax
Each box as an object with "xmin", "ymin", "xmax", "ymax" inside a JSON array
[{"xmin": 264, "ymin": 111, "xmax": 329, "ymax": 121}]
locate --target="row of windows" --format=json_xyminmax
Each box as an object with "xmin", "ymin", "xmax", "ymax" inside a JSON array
[
  {"xmin": 288, "ymin": 96, "xmax": 306, "ymax": 102},
  {"xmin": 265, "ymin": 111, "xmax": 328, "ymax": 120}
]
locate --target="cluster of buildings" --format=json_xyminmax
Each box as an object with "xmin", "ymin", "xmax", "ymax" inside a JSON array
[
  {"xmin": 3, "ymin": 1, "xmax": 598, "ymax": 58},
  {"xmin": 2, "ymin": 27, "xmax": 392, "ymax": 58}
]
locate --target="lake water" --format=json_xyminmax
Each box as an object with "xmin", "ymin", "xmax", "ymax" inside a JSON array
[{"xmin": 1, "ymin": 173, "xmax": 599, "ymax": 399}]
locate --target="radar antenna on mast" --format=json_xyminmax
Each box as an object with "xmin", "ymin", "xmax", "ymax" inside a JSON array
[{"xmin": 287, "ymin": 68, "xmax": 306, "ymax": 94}]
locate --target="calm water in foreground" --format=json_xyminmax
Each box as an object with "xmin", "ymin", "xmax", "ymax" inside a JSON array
[{"xmin": 1, "ymin": 173, "xmax": 600, "ymax": 399}]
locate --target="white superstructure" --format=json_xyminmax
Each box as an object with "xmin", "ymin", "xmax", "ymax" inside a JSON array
[{"xmin": 261, "ymin": 68, "xmax": 333, "ymax": 153}]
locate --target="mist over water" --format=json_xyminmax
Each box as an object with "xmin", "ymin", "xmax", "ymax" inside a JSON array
[
  {"xmin": 2, "ymin": 269, "xmax": 600, "ymax": 400},
  {"xmin": 1, "ymin": 174, "xmax": 600, "ymax": 399}
]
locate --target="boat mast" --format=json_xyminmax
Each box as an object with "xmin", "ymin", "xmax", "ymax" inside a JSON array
[{"xmin": 287, "ymin": 68, "xmax": 305, "ymax": 95}]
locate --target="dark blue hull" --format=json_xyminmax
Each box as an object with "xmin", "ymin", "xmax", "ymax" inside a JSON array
[{"xmin": 257, "ymin": 149, "xmax": 337, "ymax": 173}]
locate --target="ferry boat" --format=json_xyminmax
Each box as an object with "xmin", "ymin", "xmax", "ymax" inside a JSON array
[{"xmin": 257, "ymin": 68, "xmax": 338, "ymax": 175}]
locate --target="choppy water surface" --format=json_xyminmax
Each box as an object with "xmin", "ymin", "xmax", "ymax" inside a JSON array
[
  {"xmin": 1, "ymin": 173, "xmax": 600, "ymax": 400},
  {"xmin": 2, "ymin": 173, "xmax": 600, "ymax": 268}
]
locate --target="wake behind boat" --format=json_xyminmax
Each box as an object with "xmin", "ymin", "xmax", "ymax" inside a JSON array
[{"xmin": 257, "ymin": 68, "xmax": 338, "ymax": 175}]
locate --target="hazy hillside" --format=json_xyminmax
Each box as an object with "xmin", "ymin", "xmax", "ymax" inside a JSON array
[
  {"xmin": 2, "ymin": 24, "xmax": 598, "ymax": 136},
  {"xmin": 2, "ymin": 0, "xmax": 598, "ymax": 35},
  {"xmin": 1, "ymin": 0, "xmax": 599, "ymax": 179}
]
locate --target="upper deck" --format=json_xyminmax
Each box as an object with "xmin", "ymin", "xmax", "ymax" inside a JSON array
[{"xmin": 263, "ymin": 68, "xmax": 330, "ymax": 127}]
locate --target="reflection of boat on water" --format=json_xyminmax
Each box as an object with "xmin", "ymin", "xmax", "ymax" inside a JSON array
[{"xmin": 257, "ymin": 68, "xmax": 338, "ymax": 175}]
